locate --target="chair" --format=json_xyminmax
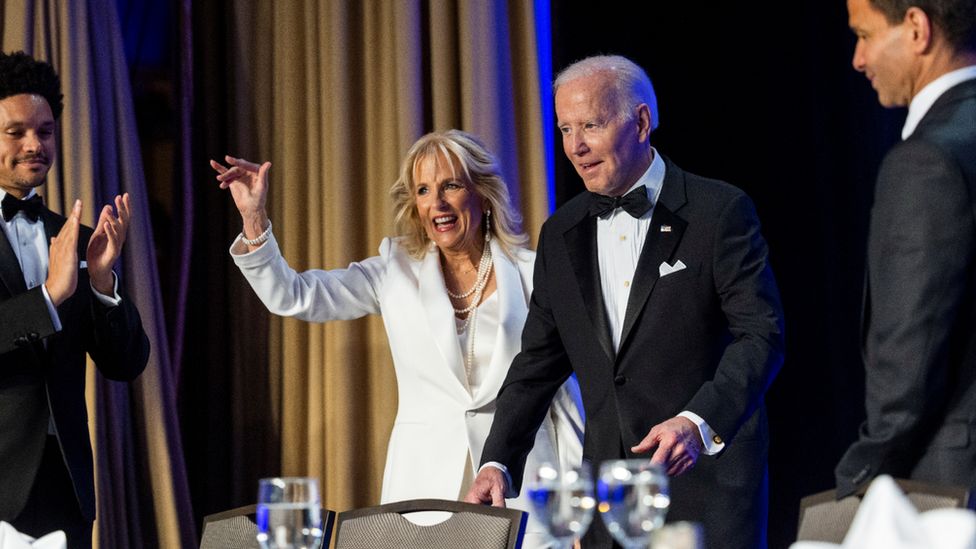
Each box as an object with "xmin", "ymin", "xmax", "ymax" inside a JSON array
[
  {"xmin": 334, "ymin": 499, "xmax": 527, "ymax": 549},
  {"xmin": 796, "ymin": 478, "xmax": 972, "ymax": 543},
  {"xmin": 200, "ymin": 504, "xmax": 336, "ymax": 549}
]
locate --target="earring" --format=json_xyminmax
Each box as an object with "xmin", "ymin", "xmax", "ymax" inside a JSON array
[{"xmin": 484, "ymin": 210, "xmax": 492, "ymax": 242}]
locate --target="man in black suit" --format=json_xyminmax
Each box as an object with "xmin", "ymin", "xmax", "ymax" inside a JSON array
[
  {"xmin": 836, "ymin": 0, "xmax": 976, "ymax": 496},
  {"xmin": 0, "ymin": 51, "xmax": 149, "ymax": 548},
  {"xmin": 466, "ymin": 55, "xmax": 785, "ymax": 548}
]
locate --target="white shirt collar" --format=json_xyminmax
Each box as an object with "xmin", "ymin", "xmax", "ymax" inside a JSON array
[
  {"xmin": 902, "ymin": 65, "xmax": 976, "ymax": 140},
  {"xmin": 620, "ymin": 146, "xmax": 666, "ymax": 206}
]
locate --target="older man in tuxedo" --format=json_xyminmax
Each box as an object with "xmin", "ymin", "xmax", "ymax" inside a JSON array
[
  {"xmin": 836, "ymin": 0, "xmax": 976, "ymax": 496},
  {"xmin": 0, "ymin": 51, "xmax": 149, "ymax": 548},
  {"xmin": 466, "ymin": 55, "xmax": 785, "ymax": 549}
]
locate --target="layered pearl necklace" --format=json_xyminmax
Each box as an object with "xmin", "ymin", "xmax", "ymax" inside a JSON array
[{"xmin": 446, "ymin": 216, "xmax": 494, "ymax": 382}]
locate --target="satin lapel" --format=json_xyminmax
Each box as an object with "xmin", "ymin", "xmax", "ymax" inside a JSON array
[
  {"xmin": 471, "ymin": 239, "xmax": 526, "ymax": 406},
  {"xmin": 618, "ymin": 158, "xmax": 689, "ymax": 355},
  {"xmin": 564, "ymin": 213, "xmax": 615, "ymax": 364},
  {"xmin": 0, "ymin": 224, "xmax": 27, "ymax": 296},
  {"xmin": 418, "ymin": 248, "xmax": 469, "ymax": 393}
]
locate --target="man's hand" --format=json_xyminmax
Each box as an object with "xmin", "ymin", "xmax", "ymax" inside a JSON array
[
  {"xmin": 464, "ymin": 467, "xmax": 509, "ymax": 507},
  {"xmin": 631, "ymin": 416, "xmax": 704, "ymax": 476},
  {"xmin": 45, "ymin": 200, "xmax": 82, "ymax": 306},
  {"xmin": 87, "ymin": 193, "xmax": 131, "ymax": 296}
]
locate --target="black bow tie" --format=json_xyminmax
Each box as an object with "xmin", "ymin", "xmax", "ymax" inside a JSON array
[
  {"xmin": 588, "ymin": 186, "xmax": 652, "ymax": 219},
  {"xmin": 1, "ymin": 193, "xmax": 44, "ymax": 222}
]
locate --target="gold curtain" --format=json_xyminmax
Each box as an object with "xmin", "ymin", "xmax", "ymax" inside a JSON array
[
  {"xmin": 223, "ymin": 0, "xmax": 553, "ymax": 512},
  {"xmin": 1, "ymin": 1, "xmax": 194, "ymax": 547}
]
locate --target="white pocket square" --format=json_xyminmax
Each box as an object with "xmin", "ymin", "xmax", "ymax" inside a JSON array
[{"xmin": 659, "ymin": 260, "xmax": 687, "ymax": 277}]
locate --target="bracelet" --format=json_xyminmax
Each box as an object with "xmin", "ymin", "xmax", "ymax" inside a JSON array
[{"xmin": 241, "ymin": 220, "xmax": 272, "ymax": 246}]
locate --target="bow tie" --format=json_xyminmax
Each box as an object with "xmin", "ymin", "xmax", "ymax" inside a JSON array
[
  {"xmin": 1, "ymin": 193, "xmax": 45, "ymax": 222},
  {"xmin": 588, "ymin": 186, "xmax": 652, "ymax": 219}
]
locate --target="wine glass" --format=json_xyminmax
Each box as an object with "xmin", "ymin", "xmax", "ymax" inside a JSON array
[
  {"xmin": 597, "ymin": 459, "xmax": 670, "ymax": 549},
  {"xmin": 256, "ymin": 477, "xmax": 324, "ymax": 549},
  {"xmin": 525, "ymin": 462, "xmax": 596, "ymax": 549}
]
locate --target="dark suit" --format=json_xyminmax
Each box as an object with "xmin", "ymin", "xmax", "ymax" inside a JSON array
[
  {"xmin": 481, "ymin": 156, "xmax": 784, "ymax": 548},
  {"xmin": 0, "ymin": 206, "xmax": 149, "ymax": 540},
  {"xmin": 835, "ymin": 77, "xmax": 976, "ymax": 497}
]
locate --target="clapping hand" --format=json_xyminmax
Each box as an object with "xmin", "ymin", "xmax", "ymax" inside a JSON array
[
  {"xmin": 45, "ymin": 199, "xmax": 82, "ymax": 306},
  {"xmin": 87, "ymin": 194, "xmax": 131, "ymax": 296}
]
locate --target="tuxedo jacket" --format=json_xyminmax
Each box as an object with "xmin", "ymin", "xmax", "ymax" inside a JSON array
[
  {"xmin": 835, "ymin": 78, "xmax": 976, "ymax": 497},
  {"xmin": 0, "ymin": 207, "xmax": 150, "ymax": 523},
  {"xmin": 481, "ymin": 156, "xmax": 785, "ymax": 549},
  {"xmin": 231, "ymin": 234, "xmax": 584, "ymax": 544}
]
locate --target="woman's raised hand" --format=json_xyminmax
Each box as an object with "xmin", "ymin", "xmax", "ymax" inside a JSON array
[{"xmin": 211, "ymin": 155, "xmax": 272, "ymax": 238}]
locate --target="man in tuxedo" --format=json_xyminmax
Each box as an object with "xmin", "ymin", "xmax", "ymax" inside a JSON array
[
  {"xmin": 0, "ymin": 51, "xmax": 149, "ymax": 548},
  {"xmin": 466, "ymin": 55, "xmax": 785, "ymax": 548},
  {"xmin": 835, "ymin": 0, "xmax": 976, "ymax": 496}
]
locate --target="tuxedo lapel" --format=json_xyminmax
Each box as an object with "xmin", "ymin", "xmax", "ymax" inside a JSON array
[
  {"xmin": 563, "ymin": 211, "xmax": 615, "ymax": 364},
  {"xmin": 418, "ymin": 247, "xmax": 469, "ymax": 394},
  {"xmin": 618, "ymin": 157, "xmax": 689, "ymax": 355},
  {"xmin": 0, "ymin": 224, "xmax": 27, "ymax": 296}
]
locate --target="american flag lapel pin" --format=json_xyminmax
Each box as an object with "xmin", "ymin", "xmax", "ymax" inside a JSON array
[{"xmin": 660, "ymin": 224, "xmax": 672, "ymax": 233}]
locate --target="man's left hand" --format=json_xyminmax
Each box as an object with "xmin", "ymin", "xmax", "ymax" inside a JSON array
[
  {"xmin": 631, "ymin": 416, "xmax": 703, "ymax": 476},
  {"xmin": 87, "ymin": 193, "xmax": 131, "ymax": 295}
]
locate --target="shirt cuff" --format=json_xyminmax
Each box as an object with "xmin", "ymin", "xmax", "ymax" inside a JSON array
[
  {"xmin": 478, "ymin": 462, "xmax": 517, "ymax": 498},
  {"xmin": 40, "ymin": 284, "xmax": 63, "ymax": 332},
  {"xmin": 91, "ymin": 272, "xmax": 121, "ymax": 306},
  {"xmin": 678, "ymin": 410, "xmax": 726, "ymax": 455}
]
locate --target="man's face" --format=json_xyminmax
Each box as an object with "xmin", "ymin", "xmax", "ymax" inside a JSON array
[
  {"xmin": 848, "ymin": 0, "xmax": 918, "ymax": 107},
  {"xmin": 0, "ymin": 93, "xmax": 56, "ymax": 199},
  {"xmin": 555, "ymin": 73, "xmax": 651, "ymax": 197}
]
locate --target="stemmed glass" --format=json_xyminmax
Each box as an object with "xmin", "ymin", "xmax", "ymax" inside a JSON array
[
  {"xmin": 256, "ymin": 477, "xmax": 324, "ymax": 549},
  {"xmin": 597, "ymin": 459, "xmax": 670, "ymax": 549},
  {"xmin": 525, "ymin": 462, "xmax": 596, "ymax": 549}
]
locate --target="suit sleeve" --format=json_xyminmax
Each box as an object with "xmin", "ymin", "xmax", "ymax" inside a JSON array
[
  {"xmin": 835, "ymin": 140, "xmax": 974, "ymax": 495},
  {"xmin": 480, "ymin": 226, "xmax": 574, "ymax": 493},
  {"xmin": 0, "ymin": 287, "xmax": 57, "ymax": 355},
  {"xmin": 683, "ymin": 191, "xmax": 785, "ymax": 443},
  {"xmin": 231, "ymin": 233, "xmax": 386, "ymax": 322},
  {"xmin": 85, "ymin": 275, "xmax": 150, "ymax": 381}
]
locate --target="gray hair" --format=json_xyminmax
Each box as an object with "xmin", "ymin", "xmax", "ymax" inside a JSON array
[{"xmin": 553, "ymin": 55, "xmax": 659, "ymax": 130}]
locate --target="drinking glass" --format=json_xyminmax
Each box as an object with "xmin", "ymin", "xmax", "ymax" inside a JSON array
[
  {"xmin": 525, "ymin": 462, "xmax": 596, "ymax": 549},
  {"xmin": 597, "ymin": 459, "xmax": 670, "ymax": 549},
  {"xmin": 256, "ymin": 477, "xmax": 324, "ymax": 549}
]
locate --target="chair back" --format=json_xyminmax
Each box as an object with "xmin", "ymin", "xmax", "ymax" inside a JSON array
[
  {"xmin": 334, "ymin": 499, "xmax": 527, "ymax": 549},
  {"xmin": 200, "ymin": 504, "xmax": 336, "ymax": 549},
  {"xmin": 796, "ymin": 478, "xmax": 972, "ymax": 543}
]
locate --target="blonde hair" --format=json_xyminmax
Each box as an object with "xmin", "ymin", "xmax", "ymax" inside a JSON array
[{"xmin": 390, "ymin": 130, "xmax": 527, "ymax": 259}]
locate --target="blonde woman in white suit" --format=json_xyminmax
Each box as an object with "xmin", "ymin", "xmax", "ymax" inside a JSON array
[{"xmin": 211, "ymin": 130, "xmax": 583, "ymax": 548}]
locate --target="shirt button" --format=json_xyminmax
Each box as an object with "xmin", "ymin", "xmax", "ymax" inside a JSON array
[
  {"xmin": 614, "ymin": 375, "xmax": 626, "ymax": 386},
  {"xmin": 712, "ymin": 434, "xmax": 723, "ymax": 445},
  {"xmin": 623, "ymin": 280, "xmax": 630, "ymax": 288},
  {"xmin": 619, "ymin": 235, "xmax": 627, "ymax": 241}
]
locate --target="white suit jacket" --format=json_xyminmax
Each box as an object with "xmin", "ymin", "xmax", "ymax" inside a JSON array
[{"xmin": 231, "ymin": 234, "xmax": 583, "ymax": 508}]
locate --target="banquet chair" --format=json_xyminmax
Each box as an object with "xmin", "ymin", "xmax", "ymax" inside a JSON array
[
  {"xmin": 199, "ymin": 504, "xmax": 336, "ymax": 549},
  {"xmin": 796, "ymin": 478, "xmax": 972, "ymax": 543},
  {"xmin": 334, "ymin": 499, "xmax": 527, "ymax": 549}
]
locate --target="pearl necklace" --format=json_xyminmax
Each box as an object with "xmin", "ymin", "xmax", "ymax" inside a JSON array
[{"xmin": 449, "ymin": 232, "xmax": 493, "ymax": 382}]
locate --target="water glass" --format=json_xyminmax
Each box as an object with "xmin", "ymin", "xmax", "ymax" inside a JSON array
[
  {"xmin": 597, "ymin": 459, "xmax": 670, "ymax": 549},
  {"xmin": 256, "ymin": 477, "xmax": 324, "ymax": 549},
  {"xmin": 526, "ymin": 462, "xmax": 596, "ymax": 549}
]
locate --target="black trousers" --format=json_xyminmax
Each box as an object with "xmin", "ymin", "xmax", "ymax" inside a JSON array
[{"xmin": 13, "ymin": 436, "xmax": 92, "ymax": 549}]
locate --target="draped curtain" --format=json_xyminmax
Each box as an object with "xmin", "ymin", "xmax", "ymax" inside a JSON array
[
  {"xmin": 193, "ymin": 0, "xmax": 554, "ymax": 514},
  {"xmin": 0, "ymin": 1, "xmax": 194, "ymax": 547}
]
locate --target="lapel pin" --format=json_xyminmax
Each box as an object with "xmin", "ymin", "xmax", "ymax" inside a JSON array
[{"xmin": 660, "ymin": 225, "xmax": 672, "ymax": 232}]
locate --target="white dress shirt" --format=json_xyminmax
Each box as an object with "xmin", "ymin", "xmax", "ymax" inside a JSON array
[
  {"xmin": 597, "ymin": 149, "xmax": 724, "ymax": 455},
  {"xmin": 902, "ymin": 65, "xmax": 976, "ymax": 140}
]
